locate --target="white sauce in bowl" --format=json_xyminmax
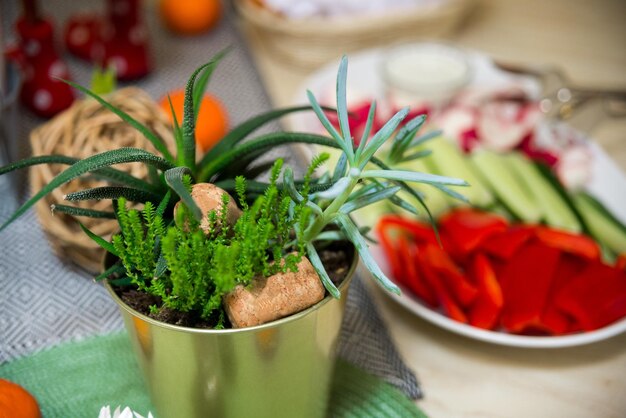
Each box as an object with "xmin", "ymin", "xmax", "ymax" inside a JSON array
[{"xmin": 382, "ymin": 43, "xmax": 471, "ymax": 106}]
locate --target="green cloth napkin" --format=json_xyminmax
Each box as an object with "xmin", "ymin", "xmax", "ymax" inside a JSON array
[{"xmin": 0, "ymin": 332, "xmax": 427, "ymax": 418}]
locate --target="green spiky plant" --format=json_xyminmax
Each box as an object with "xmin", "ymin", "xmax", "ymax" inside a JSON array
[
  {"xmin": 0, "ymin": 49, "xmax": 337, "ymax": 231},
  {"xmin": 0, "ymin": 53, "xmax": 468, "ymax": 324}
]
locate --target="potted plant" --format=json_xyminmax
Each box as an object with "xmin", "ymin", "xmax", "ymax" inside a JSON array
[{"xmin": 0, "ymin": 53, "xmax": 467, "ymax": 418}]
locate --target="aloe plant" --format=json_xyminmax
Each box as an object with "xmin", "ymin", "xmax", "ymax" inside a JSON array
[{"xmin": 0, "ymin": 49, "xmax": 335, "ymax": 232}]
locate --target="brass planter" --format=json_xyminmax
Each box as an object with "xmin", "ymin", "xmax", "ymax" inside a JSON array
[{"xmin": 105, "ymin": 255, "xmax": 357, "ymax": 418}]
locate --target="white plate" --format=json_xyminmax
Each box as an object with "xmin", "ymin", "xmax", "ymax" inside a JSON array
[
  {"xmin": 290, "ymin": 46, "xmax": 626, "ymax": 348},
  {"xmin": 288, "ymin": 47, "xmax": 626, "ymax": 224}
]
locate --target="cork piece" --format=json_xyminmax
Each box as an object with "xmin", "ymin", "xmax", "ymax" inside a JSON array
[
  {"xmin": 223, "ymin": 257, "xmax": 326, "ymax": 328},
  {"xmin": 174, "ymin": 183, "xmax": 242, "ymax": 235}
]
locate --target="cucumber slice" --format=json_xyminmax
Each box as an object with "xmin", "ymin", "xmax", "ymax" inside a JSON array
[
  {"xmin": 421, "ymin": 137, "xmax": 495, "ymax": 208},
  {"xmin": 506, "ymin": 153, "xmax": 581, "ymax": 232},
  {"xmin": 533, "ymin": 162, "xmax": 588, "ymax": 232},
  {"xmin": 469, "ymin": 149, "xmax": 542, "ymax": 223},
  {"xmin": 572, "ymin": 192, "xmax": 626, "ymax": 254}
]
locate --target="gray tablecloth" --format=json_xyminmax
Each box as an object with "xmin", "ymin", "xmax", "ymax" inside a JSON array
[{"xmin": 0, "ymin": 0, "xmax": 421, "ymax": 400}]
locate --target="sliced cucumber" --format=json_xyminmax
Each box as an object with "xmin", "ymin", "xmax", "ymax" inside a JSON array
[
  {"xmin": 469, "ymin": 149, "xmax": 542, "ymax": 223},
  {"xmin": 421, "ymin": 137, "xmax": 495, "ymax": 208},
  {"xmin": 506, "ymin": 153, "xmax": 581, "ymax": 232},
  {"xmin": 533, "ymin": 162, "xmax": 588, "ymax": 232},
  {"xmin": 572, "ymin": 192, "xmax": 626, "ymax": 254}
]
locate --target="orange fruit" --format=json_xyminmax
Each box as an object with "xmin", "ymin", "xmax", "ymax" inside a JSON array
[
  {"xmin": 160, "ymin": 89, "xmax": 229, "ymax": 153},
  {"xmin": 0, "ymin": 379, "xmax": 41, "ymax": 418},
  {"xmin": 159, "ymin": 0, "xmax": 222, "ymax": 36}
]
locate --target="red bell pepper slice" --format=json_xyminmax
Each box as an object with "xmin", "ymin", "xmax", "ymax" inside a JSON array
[
  {"xmin": 468, "ymin": 253, "xmax": 504, "ymax": 330},
  {"xmin": 376, "ymin": 219, "xmax": 408, "ymax": 286},
  {"xmin": 421, "ymin": 243, "xmax": 478, "ymax": 308},
  {"xmin": 616, "ymin": 254, "xmax": 626, "ymax": 271},
  {"xmin": 554, "ymin": 261, "xmax": 626, "ymax": 331},
  {"xmin": 539, "ymin": 254, "xmax": 587, "ymax": 335},
  {"xmin": 534, "ymin": 227, "xmax": 601, "ymax": 260},
  {"xmin": 499, "ymin": 242, "xmax": 561, "ymax": 333},
  {"xmin": 417, "ymin": 248, "xmax": 468, "ymax": 323},
  {"xmin": 377, "ymin": 214, "xmax": 462, "ymax": 262},
  {"xmin": 438, "ymin": 207, "xmax": 508, "ymax": 254},
  {"xmin": 377, "ymin": 215, "xmax": 439, "ymax": 246},
  {"xmin": 437, "ymin": 228, "xmax": 467, "ymax": 265},
  {"xmin": 539, "ymin": 309, "xmax": 573, "ymax": 336},
  {"xmin": 396, "ymin": 237, "xmax": 438, "ymax": 307},
  {"xmin": 479, "ymin": 225, "xmax": 535, "ymax": 260}
]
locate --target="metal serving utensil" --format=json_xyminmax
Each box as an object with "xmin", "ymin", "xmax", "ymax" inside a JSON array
[{"xmin": 493, "ymin": 60, "xmax": 626, "ymax": 134}]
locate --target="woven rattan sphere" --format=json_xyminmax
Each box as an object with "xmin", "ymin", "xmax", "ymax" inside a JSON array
[{"xmin": 30, "ymin": 87, "xmax": 175, "ymax": 273}]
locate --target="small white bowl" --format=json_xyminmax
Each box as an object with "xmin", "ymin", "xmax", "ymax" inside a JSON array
[{"xmin": 381, "ymin": 42, "xmax": 472, "ymax": 109}]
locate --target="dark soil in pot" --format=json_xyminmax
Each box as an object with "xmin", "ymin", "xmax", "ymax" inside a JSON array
[{"xmin": 111, "ymin": 241, "xmax": 354, "ymax": 329}]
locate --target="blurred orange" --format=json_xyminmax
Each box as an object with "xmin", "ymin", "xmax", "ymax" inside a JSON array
[
  {"xmin": 0, "ymin": 379, "xmax": 41, "ymax": 418},
  {"xmin": 160, "ymin": 89, "xmax": 229, "ymax": 153},
  {"xmin": 159, "ymin": 0, "xmax": 222, "ymax": 35}
]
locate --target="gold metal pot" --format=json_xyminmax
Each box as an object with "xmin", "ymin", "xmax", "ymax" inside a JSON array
[{"xmin": 105, "ymin": 254, "xmax": 357, "ymax": 418}]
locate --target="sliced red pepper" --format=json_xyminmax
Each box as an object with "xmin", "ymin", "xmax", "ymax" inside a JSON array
[
  {"xmin": 468, "ymin": 254, "xmax": 504, "ymax": 330},
  {"xmin": 377, "ymin": 214, "xmax": 462, "ymax": 262},
  {"xmin": 538, "ymin": 309, "xmax": 572, "ymax": 335},
  {"xmin": 603, "ymin": 293, "xmax": 626, "ymax": 327},
  {"xmin": 534, "ymin": 227, "xmax": 601, "ymax": 260},
  {"xmin": 549, "ymin": 254, "xmax": 589, "ymax": 296},
  {"xmin": 376, "ymin": 219, "xmax": 407, "ymax": 286},
  {"xmin": 616, "ymin": 254, "xmax": 626, "ymax": 271},
  {"xmin": 437, "ymin": 228, "xmax": 466, "ymax": 265},
  {"xmin": 396, "ymin": 237, "xmax": 438, "ymax": 307},
  {"xmin": 438, "ymin": 207, "xmax": 508, "ymax": 254},
  {"xmin": 377, "ymin": 215, "xmax": 438, "ymax": 246},
  {"xmin": 539, "ymin": 254, "xmax": 587, "ymax": 335},
  {"xmin": 499, "ymin": 242, "xmax": 561, "ymax": 333},
  {"xmin": 421, "ymin": 243, "xmax": 478, "ymax": 308},
  {"xmin": 417, "ymin": 248, "xmax": 468, "ymax": 323},
  {"xmin": 554, "ymin": 261, "xmax": 626, "ymax": 331},
  {"xmin": 479, "ymin": 225, "xmax": 535, "ymax": 260}
]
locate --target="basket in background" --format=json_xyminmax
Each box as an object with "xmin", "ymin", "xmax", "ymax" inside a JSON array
[
  {"xmin": 235, "ymin": 0, "xmax": 476, "ymax": 68},
  {"xmin": 29, "ymin": 87, "xmax": 174, "ymax": 273}
]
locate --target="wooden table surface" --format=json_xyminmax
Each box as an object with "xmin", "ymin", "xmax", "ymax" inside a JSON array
[{"xmin": 238, "ymin": 1, "xmax": 626, "ymax": 416}]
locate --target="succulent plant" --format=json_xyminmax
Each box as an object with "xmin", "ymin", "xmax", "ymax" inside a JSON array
[{"xmin": 280, "ymin": 56, "xmax": 468, "ymax": 296}]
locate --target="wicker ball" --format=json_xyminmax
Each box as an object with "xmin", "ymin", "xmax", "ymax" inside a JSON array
[{"xmin": 29, "ymin": 87, "xmax": 175, "ymax": 273}]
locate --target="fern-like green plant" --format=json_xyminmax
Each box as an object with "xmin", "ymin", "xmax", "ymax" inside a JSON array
[{"xmin": 109, "ymin": 160, "xmax": 308, "ymax": 326}]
